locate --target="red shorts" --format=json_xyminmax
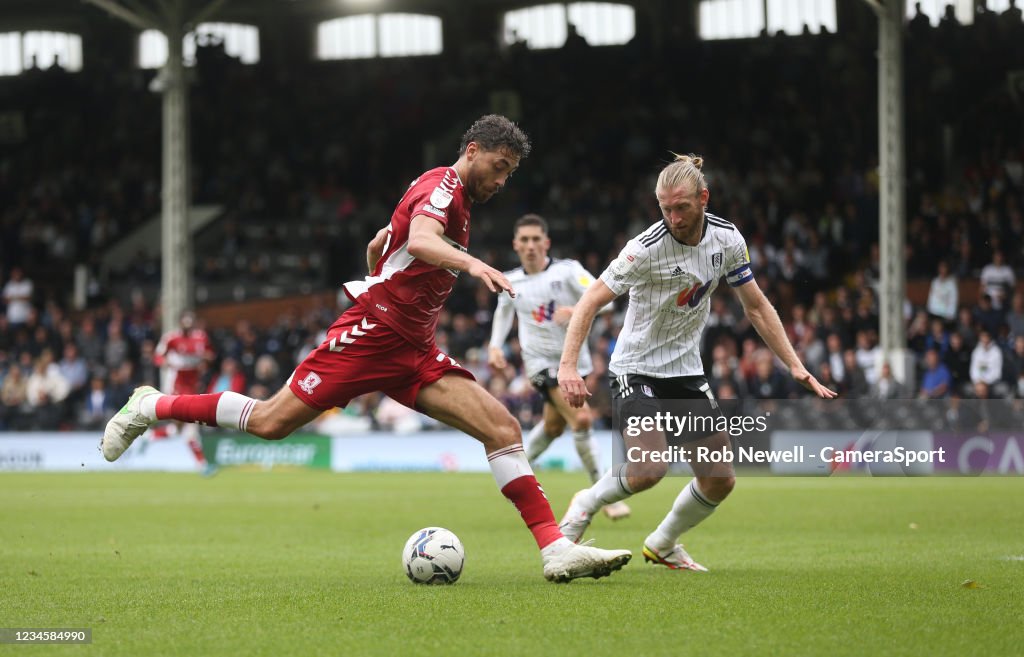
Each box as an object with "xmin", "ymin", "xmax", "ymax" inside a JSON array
[
  {"xmin": 288, "ymin": 304, "xmax": 473, "ymax": 411},
  {"xmin": 165, "ymin": 373, "xmax": 201, "ymax": 396}
]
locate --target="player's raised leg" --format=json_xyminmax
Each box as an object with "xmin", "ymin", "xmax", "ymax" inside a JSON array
[
  {"xmin": 546, "ymin": 385, "xmax": 631, "ymax": 520},
  {"xmin": 103, "ymin": 304, "xmax": 398, "ymax": 462},
  {"xmin": 642, "ymin": 431, "xmax": 735, "ymax": 572},
  {"xmin": 101, "ymin": 384, "xmax": 321, "ymax": 462},
  {"xmin": 415, "ymin": 373, "xmax": 631, "ymax": 582}
]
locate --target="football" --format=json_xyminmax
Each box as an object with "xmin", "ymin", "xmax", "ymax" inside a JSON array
[{"xmin": 402, "ymin": 527, "xmax": 465, "ymax": 585}]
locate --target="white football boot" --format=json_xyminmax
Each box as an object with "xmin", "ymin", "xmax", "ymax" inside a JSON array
[
  {"xmin": 641, "ymin": 542, "xmax": 709, "ymax": 572},
  {"xmin": 558, "ymin": 490, "xmax": 594, "ymax": 543},
  {"xmin": 543, "ymin": 541, "xmax": 632, "ymax": 583},
  {"xmin": 100, "ymin": 386, "xmax": 160, "ymax": 462}
]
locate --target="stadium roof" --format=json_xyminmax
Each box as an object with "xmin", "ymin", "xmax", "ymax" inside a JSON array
[{"xmin": 0, "ymin": 0, "xmax": 537, "ymax": 29}]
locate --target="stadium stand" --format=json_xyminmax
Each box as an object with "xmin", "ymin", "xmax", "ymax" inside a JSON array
[{"xmin": 0, "ymin": 4, "xmax": 1022, "ymax": 431}]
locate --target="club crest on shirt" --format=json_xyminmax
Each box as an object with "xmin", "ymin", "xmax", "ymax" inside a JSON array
[
  {"xmin": 551, "ymin": 281, "xmax": 562, "ymax": 291},
  {"xmin": 712, "ymin": 252, "xmax": 723, "ymax": 269},
  {"xmin": 297, "ymin": 372, "xmax": 322, "ymax": 395}
]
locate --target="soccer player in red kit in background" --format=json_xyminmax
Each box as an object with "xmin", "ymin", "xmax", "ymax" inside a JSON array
[
  {"xmin": 153, "ymin": 309, "xmax": 216, "ymax": 475},
  {"xmin": 102, "ymin": 115, "xmax": 632, "ymax": 582}
]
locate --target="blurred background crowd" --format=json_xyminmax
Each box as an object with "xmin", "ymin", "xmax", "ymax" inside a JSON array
[{"xmin": 1, "ymin": 2, "xmax": 1022, "ymax": 432}]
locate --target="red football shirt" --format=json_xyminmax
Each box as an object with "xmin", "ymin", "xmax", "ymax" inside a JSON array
[
  {"xmin": 343, "ymin": 166, "xmax": 471, "ymax": 348},
  {"xmin": 154, "ymin": 329, "xmax": 213, "ymax": 394}
]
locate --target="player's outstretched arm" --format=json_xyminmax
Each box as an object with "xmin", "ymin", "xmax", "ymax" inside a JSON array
[
  {"xmin": 367, "ymin": 226, "xmax": 390, "ymax": 273},
  {"xmin": 407, "ymin": 215, "xmax": 515, "ymax": 296},
  {"xmin": 558, "ymin": 280, "xmax": 617, "ymax": 408},
  {"xmin": 734, "ymin": 279, "xmax": 837, "ymax": 399},
  {"xmin": 487, "ymin": 300, "xmax": 515, "ymax": 370}
]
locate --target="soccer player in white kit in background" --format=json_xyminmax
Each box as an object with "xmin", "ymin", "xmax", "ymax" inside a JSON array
[
  {"xmin": 488, "ymin": 214, "xmax": 630, "ymax": 520},
  {"xmin": 557, "ymin": 154, "xmax": 836, "ymax": 571}
]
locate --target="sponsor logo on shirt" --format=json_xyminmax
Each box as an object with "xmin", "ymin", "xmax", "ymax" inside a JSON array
[
  {"xmin": 422, "ymin": 203, "xmax": 447, "ymax": 218},
  {"xmin": 531, "ymin": 299, "xmax": 556, "ymax": 323},
  {"xmin": 676, "ymin": 279, "xmax": 713, "ymax": 308}
]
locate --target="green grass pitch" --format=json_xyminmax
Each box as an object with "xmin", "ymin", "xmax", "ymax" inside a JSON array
[{"xmin": 2, "ymin": 471, "xmax": 1022, "ymax": 656}]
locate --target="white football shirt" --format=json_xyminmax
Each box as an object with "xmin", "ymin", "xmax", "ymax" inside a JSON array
[
  {"xmin": 490, "ymin": 258, "xmax": 600, "ymax": 377},
  {"xmin": 600, "ymin": 213, "xmax": 753, "ymax": 378}
]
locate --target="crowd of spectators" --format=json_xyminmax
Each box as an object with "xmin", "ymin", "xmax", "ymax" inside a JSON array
[{"xmin": 0, "ymin": 5, "xmax": 1022, "ymax": 432}]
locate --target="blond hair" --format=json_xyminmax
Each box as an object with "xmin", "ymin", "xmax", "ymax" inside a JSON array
[{"xmin": 656, "ymin": 153, "xmax": 706, "ymax": 195}]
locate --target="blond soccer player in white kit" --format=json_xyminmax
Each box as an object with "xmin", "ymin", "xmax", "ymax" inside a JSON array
[
  {"xmin": 557, "ymin": 154, "xmax": 836, "ymax": 571},
  {"xmin": 488, "ymin": 214, "xmax": 630, "ymax": 520}
]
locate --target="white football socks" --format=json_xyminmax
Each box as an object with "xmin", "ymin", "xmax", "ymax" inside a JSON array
[
  {"xmin": 525, "ymin": 423, "xmax": 558, "ymax": 462},
  {"xmin": 646, "ymin": 479, "xmax": 719, "ymax": 551},
  {"xmin": 578, "ymin": 463, "xmax": 633, "ymax": 514},
  {"xmin": 214, "ymin": 391, "xmax": 255, "ymax": 431},
  {"xmin": 139, "ymin": 393, "xmax": 160, "ymax": 422},
  {"xmin": 486, "ymin": 444, "xmax": 533, "ymax": 489},
  {"xmin": 573, "ymin": 428, "xmax": 602, "ymax": 483}
]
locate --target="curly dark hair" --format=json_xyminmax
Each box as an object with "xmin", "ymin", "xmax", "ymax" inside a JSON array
[{"xmin": 458, "ymin": 114, "xmax": 531, "ymax": 159}]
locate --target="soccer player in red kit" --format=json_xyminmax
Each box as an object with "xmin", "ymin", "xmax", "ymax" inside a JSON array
[
  {"xmin": 153, "ymin": 309, "xmax": 215, "ymax": 474},
  {"xmin": 102, "ymin": 115, "xmax": 631, "ymax": 582}
]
